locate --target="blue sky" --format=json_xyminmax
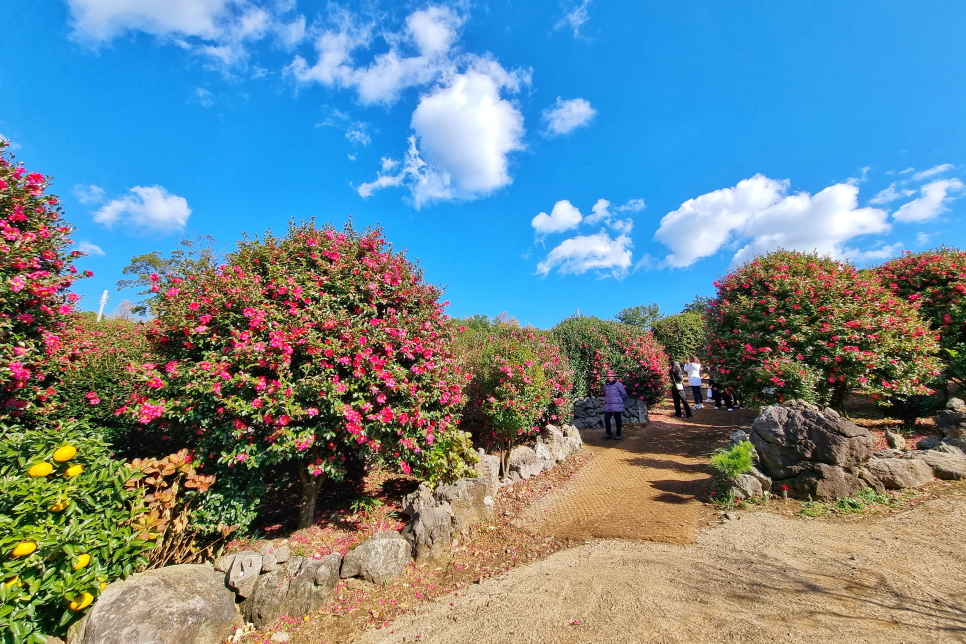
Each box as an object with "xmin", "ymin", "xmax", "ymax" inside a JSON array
[{"xmin": 2, "ymin": 1, "xmax": 965, "ymax": 327}]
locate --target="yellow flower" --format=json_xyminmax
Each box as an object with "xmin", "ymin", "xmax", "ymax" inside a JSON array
[
  {"xmin": 68, "ymin": 592, "xmax": 94, "ymax": 611},
  {"xmin": 28, "ymin": 462, "xmax": 53, "ymax": 477},
  {"xmin": 49, "ymin": 499, "xmax": 71, "ymax": 512},
  {"xmin": 12, "ymin": 541, "xmax": 37, "ymax": 557},
  {"xmin": 73, "ymin": 554, "xmax": 91, "ymax": 570},
  {"xmin": 65, "ymin": 464, "xmax": 84, "ymax": 478},
  {"xmin": 53, "ymin": 445, "xmax": 77, "ymax": 462}
]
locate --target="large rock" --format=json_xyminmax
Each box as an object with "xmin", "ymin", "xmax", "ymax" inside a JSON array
[
  {"xmin": 909, "ymin": 450, "xmax": 966, "ymax": 480},
  {"xmin": 865, "ymin": 458, "xmax": 934, "ymax": 489},
  {"xmin": 507, "ymin": 446, "xmax": 543, "ymax": 480},
  {"xmin": 731, "ymin": 474, "xmax": 763, "ymax": 499},
  {"xmin": 780, "ymin": 463, "xmax": 867, "ymax": 500},
  {"xmin": 562, "ymin": 424, "xmax": 582, "ymax": 444},
  {"xmin": 401, "ymin": 505, "xmax": 453, "ymax": 562},
  {"xmin": 538, "ymin": 426, "xmax": 569, "ymax": 462},
  {"xmin": 242, "ymin": 553, "xmax": 342, "ymax": 629},
  {"xmin": 226, "ymin": 550, "xmax": 262, "ymax": 598},
  {"xmin": 750, "ymin": 403, "xmax": 874, "ymax": 480},
  {"xmin": 935, "ymin": 398, "xmax": 966, "ymax": 439},
  {"xmin": 69, "ymin": 565, "xmax": 238, "ymax": 644},
  {"xmin": 475, "ymin": 450, "xmax": 502, "ymax": 497},
  {"xmin": 341, "ymin": 531, "xmax": 411, "ymax": 583},
  {"xmin": 242, "ymin": 557, "xmax": 304, "ymax": 629},
  {"xmin": 434, "ymin": 477, "xmax": 491, "ymax": 534}
]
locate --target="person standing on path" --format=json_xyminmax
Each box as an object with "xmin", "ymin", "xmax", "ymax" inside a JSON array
[
  {"xmin": 669, "ymin": 360, "xmax": 693, "ymax": 418},
  {"xmin": 602, "ymin": 369, "xmax": 626, "ymax": 440},
  {"xmin": 683, "ymin": 356, "xmax": 704, "ymax": 409}
]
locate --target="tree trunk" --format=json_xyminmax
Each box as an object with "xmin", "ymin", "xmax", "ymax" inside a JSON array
[
  {"xmin": 830, "ymin": 381, "xmax": 850, "ymax": 412},
  {"xmin": 296, "ymin": 457, "xmax": 326, "ymax": 530}
]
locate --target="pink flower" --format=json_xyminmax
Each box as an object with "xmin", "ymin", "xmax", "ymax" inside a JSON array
[
  {"xmin": 85, "ymin": 392, "xmax": 100, "ymax": 405},
  {"xmin": 237, "ymin": 453, "xmax": 248, "ymax": 462}
]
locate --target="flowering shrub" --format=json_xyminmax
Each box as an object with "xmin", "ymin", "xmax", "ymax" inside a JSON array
[
  {"xmin": 0, "ymin": 420, "xmax": 153, "ymax": 643},
  {"xmin": 651, "ymin": 311, "xmax": 708, "ymax": 362},
  {"xmin": 550, "ymin": 316, "xmax": 668, "ymax": 404},
  {"xmin": 457, "ymin": 320, "xmax": 573, "ymax": 462},
  {"xmin": 874, "ymin": 248, "xmax": 966, "ymax": 383},
  {"xmin": 0, "ymin": 141, "xmax": 89, "ymax": 423},
  {"xmin": 124, "ymin": 221, "xmax": 474, "ymax": 529},
  {"xmin": 706, "ymin": 250, "xmax": 941, "ymax": 407}
]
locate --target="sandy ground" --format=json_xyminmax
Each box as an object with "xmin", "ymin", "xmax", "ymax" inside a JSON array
[{"xmin": 355, "ymin": 401, "xmax": 966, "ymax": 644}]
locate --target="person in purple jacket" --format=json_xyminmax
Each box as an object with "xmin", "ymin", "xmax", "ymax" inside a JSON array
[{"xmin": 602, "ymin": 369, "xmax": 626, "ymax": 441}]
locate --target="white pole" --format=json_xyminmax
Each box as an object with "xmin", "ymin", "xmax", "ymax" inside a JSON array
[{"xmin": 96, "ymin": 290, "xmax": 108, "ymax": 322}]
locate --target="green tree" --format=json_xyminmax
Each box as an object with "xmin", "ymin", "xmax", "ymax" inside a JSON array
[
  {"xmin": 682, "ymin": 295, "xmax": 713, "ymax": 314},
  {"xmin": 652, "ymin": 312, "xmax": 708, "ymax": 361},
  {"xmin": 116, "ymin": 235, "xmax": 221, "ymax": 315},
  {"xmin": 614, "ymin": 303, "xmax": 663, "ymax": 329}
]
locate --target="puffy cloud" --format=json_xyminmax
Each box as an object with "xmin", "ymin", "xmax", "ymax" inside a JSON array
[
  {"xmin": 583, "ymin": 197, "xmax": 641, "ymax": 230},
  {"xmin": 73, "ymin": 184, "xmax": 106, "ymax": 205},
  {"xmin": 537, "ymin": 230, "xmax": 632, "ymax": 279},
  {"xmin": 345, "ymin": 122, "xmax": 371, "ymax": 146},
  {"xmin": 532, "ymin": 200, "xmax": 583, "ymax": 237},
  {"xmin": 912, "ymin": 163, "xmax": 954, "ymax": 182},
  {"xmin": 76, "ymin": 241, "xmax": 106, "ymax": 256},
  {"xmin": 654, "ymin": 174, "xmax": 891, "ymax": 268},
  {"xmin": 869, "ymin": 182, "xmax": 915, "ymax": 205},
  {"xmin": 555, "ymin": 0, "xmax": 592, "ymax": 37},
  {"xmin": 93, "ymin": 186, "xmax": 191, "ymax": 234},
  {"xmin": 358, "ymin": 64, "xmax": 526, "ymax": 207},
  {"xmin": 618, "ymin": 198, "xmax": 645, "ymax": 212},
  {"xmin": 542, "ymin": 97, "xmax": 596, "ymax": 136},
  {"xmin": 892, "ymin": 178, "xmax": 965, "ymax": 223}
]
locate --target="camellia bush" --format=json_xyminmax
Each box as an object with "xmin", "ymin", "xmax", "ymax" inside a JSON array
[
  {"xmin": 875, "ymin": 248, "xmax": 966, "ymax": 383},
  {"xmin": 550, "ymin": 316, "xmax": 668, "ymax": 404},
  {"xmin": 124, "ymin": 221, "xmax": 475, "ymax": 530},
  {"xmin": 652, "ymin": 311, "xmax": 708, "ymax": 362},
  {"xmin": 456, "ymin": 320, "xmax": 573, "ymax": 466},
  {"xmin": 706, "ymin": 250, "xmax": 942, "ymax": 407}
]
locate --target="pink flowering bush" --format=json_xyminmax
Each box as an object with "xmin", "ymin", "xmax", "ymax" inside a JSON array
[
  {"xmin": 706, "ymin": 250, "xmax": 941, "ymax": 407},
  {"xmin": 875, "ymin": 248, "xmax": 966, "ymax": 383},
  {"xmin": 551, "ymin": 316, "xmax": 668, "ymax": 404},
  {"xmin": 456, "ymin": 320, "xmax": 573, "ymax": 467},
  {"xmin": 124, "ymin": 221, "xmax": 475, "ymax": 530},
  {"xmin": 0, "ymin": 141, "xmax": 89, "ymax": 422}
]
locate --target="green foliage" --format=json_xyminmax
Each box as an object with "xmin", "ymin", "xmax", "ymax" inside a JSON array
[
  {"xmin": 708, "ymin": 441, "xmax": 754, "ymax": 481},
  {"xmin": 798, "ymin": 487, "xmax": 893, "ymax": 517},
  {"xmin": 651, "ymin": 311, "xmax": 708, "ymax": 362},
  {"xmin": 116, "ymin": 235, "xmax": 222, "ymax": 315},
  {"xmin": 614, "ymin": 303, "xmax": 663, "ymax": 330},
  {"xmin": 706, "ymin": 250, "xmax": 941, "ymax": 408},
  {"xmin": 551, "ymin": 316, "xmax": 668, "ymax": 404},
  {"xmin": 682, "ymin": 295, "xmax": 713, "ymax": 314},
  {"xmin": 0, "ymin": 420, "xmax": 153, "ymax": 643},
  {"xmin": 882, "ymin": 394, "xmax": 941, "ymax": 424}
]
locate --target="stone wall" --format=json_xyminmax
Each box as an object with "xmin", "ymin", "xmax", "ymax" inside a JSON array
[{"xmin": 570, "ymin": 396, "xmax": 649, "ymax": 430}]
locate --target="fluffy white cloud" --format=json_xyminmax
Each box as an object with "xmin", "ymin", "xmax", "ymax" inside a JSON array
[
  {"xmin": 537, "ymin": 230, "xmax": 632, "ymax": 279},
  {"xmin": 76, "ymin": 241, "xmax": 106, "ymax": 256},
  {"xmin": 912, "ymin": 163, "xmax": 954, "ymax": 181},
  {"xmin": 288, "ymin": 6, "xmax": 465, "ymax": 106},
  {"xmin": 869, "ymin": 182, "xmax": 915, "ymax": 205},
  {"xmin": 345, "ymin": 122, "xmax": 371, "ymax": 146},
  {"xmin": 532, "ymin": 200, "xmax": 583, "ymax": 237},
  {"xmin": 93, "ymin": 186, "xmax": 191, "ymax": 234},
  {"xmin": 358, "ymin": 64, "xmax": 526, "ymax": 207},
  {"xmin": 583, "ymin": 198, "xmax": 641, "ymax": 231},
  {"xmin": 73, "ymin": 184, "xmax": 106, "ymax": 205},
  {"xmin": 555, "ymin": 0, "xmax": 592, "ymax": 37},
  {"xmin": 893, "ymin": 178, "xmax": 965, "ymax": 223},
  {"xmin": 618, "ymin": 198, "xmax": 645, "ymax": 212},
  {"xmin": 654, "ymin": 174, "xmax": 891, "ymax": 268},
  {"xmin": 542, "ymin": 97, "xmax": 596, "ymax": 136}
]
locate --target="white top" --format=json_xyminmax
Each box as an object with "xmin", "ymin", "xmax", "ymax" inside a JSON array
[{"xmin": 684, "ymin": 362, "xmax": 703, "ymax": 386}]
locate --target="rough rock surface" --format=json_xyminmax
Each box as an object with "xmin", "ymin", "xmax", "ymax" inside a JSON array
[
  {"xmin": 434, "ymin": 477, "xmax": 491, "ymax": 535},
  {"xmin": 782, "ymin": 463, "xmax": 867, "ymax": 500},
  {"xmin": 341, "ymin": 531, "xmax": 412, "ymax": 583},
  {"xmin": 69, "ymin": 564, "xmax": 238, "ymax": 644},
  {"xmin": 402, "ymin": 505, "xmax": 454, "ymax": 562},
  {"xmin": 227, "ymin": 551, "xmax": 262, "ymax": 598},
  {"xmin": 571, "ymin": 397, "xmax": 649, "ymax": 430},
  {"xmin": 242, "ymin": 557, "xmax": 304, "ymax": 629},
  {"xmin": 909, "ymin": 450, "xmax": 966, "ymax": 480},
  {"xmin": 865, "ymin": 458, "xmax": 934, "ymax": 489},
  {"xmin": 242, "ymin": 553, "xmax": 342, "ymax": 629},
  {"xmin": 507, "ymin": 446, "xmax": 543, "ymax": 480},
  {"xmin": 731, "ymin": 474, "xmax": 763, "ymax": 499},
  {"xmin": 886, "ymin": 430, "xmax": 908, "ymax": 451},
  {"xmin": 935, "ymin": 398, "xmax": 966, "ymax": 439}
]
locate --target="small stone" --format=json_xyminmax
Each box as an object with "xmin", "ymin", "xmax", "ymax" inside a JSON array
[
  {"xmin": 274, "ymin": 545, "xmax": 291, "ymax": 563},
  {"xmin": 214, "ymin": 553, "xmax": 236, "ymax": 573},
  {"xmin": 341, "ymin": 531, "xmax": 412, "ymax": 584},
  {"xmin": 227, "ymin": 551, "xmax": 262, "ymax": 599},
  {"xmin": 886, "ymin": 430, "xmax": 908, "ymax": 451},
  {"xmin": 261, "ymin": 553, "xmax": 278, "ymax": 573},
  {"xmin": 723, "ymin": 512, "xmax": 738, "ymax": 520},
  {"xmin": 270, "ymin": 632, "xmax": 290, "ymax": 643}
]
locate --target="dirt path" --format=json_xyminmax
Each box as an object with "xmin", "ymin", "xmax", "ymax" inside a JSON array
[{"xmin": 356, "ymin": 401, "xmax": 966, "ymax": 644}]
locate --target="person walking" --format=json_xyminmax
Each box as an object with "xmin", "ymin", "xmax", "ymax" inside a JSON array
[
  {"xmin": 602, "ymin": 369, "xmax": 626, "ymax": 440},
  {"xmin": 669, "ymin": 360, "xmax": 693, "ymax": 418},
  {"xmin": 683, "ymin": 355, "xmax": 704, "ymax": 409}
]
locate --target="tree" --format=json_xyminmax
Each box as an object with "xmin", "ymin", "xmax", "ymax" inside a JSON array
[
  {"xmin": 706, "ymin": 250, "xmax": 941, "ymax": 408},
  {"xmin": 874, "ymin": 248, "xmax": 966, "ymax": 384},
  {"xmin": 652, "ymin": 312, "xmax": 708, "ymax": 362},
  {"xmin": 615, "ymin": 303, "xmax": 663, "ymax": 329},
  {"xmin": 682, "ymin": 295, "xmax": 713, "ymax": 314},
  {"xmin": 123, "ymin": 221, "xmax": 475, "ymax": 530},
  {"xmin": 116, "ymin": 235, "xmax": 221, "ymax": 315}
]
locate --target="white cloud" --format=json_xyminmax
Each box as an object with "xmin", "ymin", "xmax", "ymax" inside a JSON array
[
  {"xmin": 555, "ymin": 0, "xmax": 591, "ymax": 37},
  {"xmin": 93, "ymin": 186, "xmax": 191, "ymax": 234},
  {"xmin": 358, "ymin": 63, "xmax": 526, "ymax": 207},
  {"xmin": 900, "ymin": 167, "xmax": 915, "ymax": 175},
  {"xmin": 870, "ymin": 182, "xmax": 915, "ymax": 205},
  {"xmin": 654, "ymin": 174, "xmax": 891, "ymax": 268},
  {"xmin": 345, "ymin": 122, "xmax": 371, "ymax": 147},
  {"xmin": 537, "ymin": 230, "xmax": 632, "ymax": 279},
  {"xmin": 532, "ymin": 200, "xmax": 583, "ymax": 237},
  {"xmin": 840, "ymin": 242, "xmax": 903, "ymax": 262},
  {"xmin": 76, "ymin": 241, "xmax": 106, "ymax": 256},
  {"xmin": 194, "ymin": 87, "xmax": 215, "ymax": 108},
  {"xmin": 892, "ymin": 178, "xmax": 965, "ymax": 223},
  {"xmin": 917, "ymin": 232, "xmax": 932, "ymax": 246},
  {"xmin": 73, "ymin": 184, "xmax": 106, "ymax": 205},
  {"xmin": 617, "ymin": 198, "xmax": 645, "ymax": 212},
  {"xmin": 542, "ymin": 97, "xmax": 596, "ymax": 136},
  {"xmin": 912, "ymin": 163, "xmax": 954, "ymax": 182}
]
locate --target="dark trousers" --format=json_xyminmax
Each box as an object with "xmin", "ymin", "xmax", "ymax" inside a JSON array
[
  {"xmin": 690, "ymin": 385, "xmax": 703, "ymax": 405},
  {"xmin": 715, "ymin": 390, "xmax": 741, "ymax": 409},
  {"xmin": 604, "ymin": 411, "xmax": 623, "ymax": 437},
  {"xmin": 671, "ymin": 386, "xmax": 692, "ymax": 417}
]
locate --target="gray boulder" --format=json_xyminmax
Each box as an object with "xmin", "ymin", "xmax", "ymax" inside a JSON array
[
  {"xmin": 434, "ymin": 477, "xmax": 490, "ymax": 534},
  {"xmin": 885, "ymin": 430, "xmax": 908, "ymax": 451},
  {"xmin": 781, "ymin": 463, "xmax": 867, "ymax": 500},
  {"xmin": 401, "ymin": 483, "xmax": 436, "ymax": 517},
  {"xmin": 730, "ymin": 430, "xmax": 750, "ymax": 446},
  {"xmin": 750, "ymin": 403, "xmax": 874, "ymax": 480},
  {"xmin": 475, "ymin": 450, "xmax": 502, "ymax": 497},
  {"xmin": 938, "ymin": 442, "xmax": 966, "ymax": 458},
  {"xmin": 401, "ymin": 505, "xmax": 453, "ymax": 562},
  {"xmin": 242, "ymin": 557, "xmax": 304, "ymax": 629},
  {"xmin": 866, "ymin": 458, "xmax": 934, "ymax": 489},
  {"xmin": 562, "ymin": 424, "xmax": 582, "ymax": 442},
  {"xmin": 874, "ymin": 448, "xmax": 905, "ymax": 459},
  {"xmin": 534, "ymin": 441, "xmax": 555, "ymax": 471},
  {"xmin": 539, "ymin": 426, "xmax": 570, "ymax": 462},
  {"xmin": 731, "ymin": 474, "xmax": 763, "ymax": 499},
  {"xmin": 213, "ymin": 553, "xmax": 235, "ymax": 573},
  {"xmin": 747, "ymin": 466, "xmax": 772, "ymax": 492},
  {"xmin": 341, "ymin": 531, "xmax": 412, "ymax": 583},
  {"xmin": 935, "ymin": 398, "xmax": 966, "ymax": 439},
  {"xmin": 242, "ymin": 554, "xmax": 342, "ymax": 629},
  {"xmin": 507, "ymin": 445, "xmax": 542, "ymax": 480},
  {"xmin": 69, "ymin": 565, "xmax": 238, "ymax": 644},
  {"xmin": 909, "ymin": 450, "xmax": 966, "ymax": 480},
  {"xmin": 227, "ymin": 551, "xmax": 262, "ymax": 598}
]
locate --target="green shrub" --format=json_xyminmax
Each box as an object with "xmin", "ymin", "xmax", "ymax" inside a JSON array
[
  {"xmin": 708, "ymin": 441, "xmax": 754, "ymax": 481},
  {"xmin": 0, "ymin": 420, "xmax": 153, "ymax": 643},
  {"xmin": 651, "ymin": 311, "xmax": 708, "ymax": 362}
]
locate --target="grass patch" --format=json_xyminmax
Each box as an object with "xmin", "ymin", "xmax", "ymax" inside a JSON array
[{"xmin": 798, "ymin": 487, "xmax": 895, "ymax": 518}]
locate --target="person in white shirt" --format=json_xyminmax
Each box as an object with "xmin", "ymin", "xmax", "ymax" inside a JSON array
[{"xmin": 683, "ymin": 356, "xmax": 704, "ymax": 409}]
